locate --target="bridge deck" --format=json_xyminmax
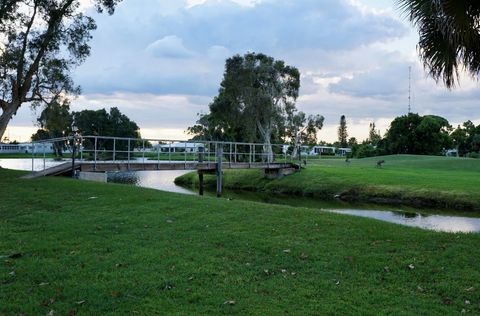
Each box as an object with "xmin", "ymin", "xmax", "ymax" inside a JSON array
[
  {"xmin": 22, "ymin": 161, "xmax": 299, "ymax": 178},
  {"xmin": 79, "ymin": 161, "xmax": 296, "ymax": 172}
]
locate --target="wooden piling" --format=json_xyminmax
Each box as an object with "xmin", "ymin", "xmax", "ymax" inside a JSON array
[
  {"xmin": 198, "ymin": 146, "xmax": 205, "ymax": 196},
  {"xmin": 198, "ymin": 172, "xmax": 204, "ymax": 196},
  {"xmin": 216, "ymin": 146, "xmax": 223, "ymax": 197}
]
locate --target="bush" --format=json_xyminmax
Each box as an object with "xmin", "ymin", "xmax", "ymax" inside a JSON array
[{"xmin": 466, "ymin": 152, "xmax": 480, "ymax": 159}]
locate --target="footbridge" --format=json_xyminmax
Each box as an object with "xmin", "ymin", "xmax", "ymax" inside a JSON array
[{"xmin": 23, "ymin": 136, "xmax": 300, "ymax": 196}]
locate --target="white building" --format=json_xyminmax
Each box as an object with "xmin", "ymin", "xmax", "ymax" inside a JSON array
[
  {"xmin": 445, "ymin": 149, "xmax": 459, "ymax": 157},
  {"xmin": 300, "ymin": 145, "xmax": 351, "ymax": 156},
  {"xmin": 156, "ymin": 142, "xmax": 206, "ymax": 153},
  {"xmin": 336, "ymin": 147, "xmax": 352, "ymax": 157},
  {"xmin": 0, "ymin": 143, "xmax": 21, "ymax": 154},
  {"xmin": 307, "ymin": 146, "xmax": 336, "ymax": 156},
  {"xmin": 0, "ymin": 142, "xmax": 55, "ymax": 154}
]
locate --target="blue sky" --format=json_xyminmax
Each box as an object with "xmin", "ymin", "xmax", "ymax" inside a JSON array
[{"xmin": 6, "ymin": 0, "xmax": 480, "ymax": 142}]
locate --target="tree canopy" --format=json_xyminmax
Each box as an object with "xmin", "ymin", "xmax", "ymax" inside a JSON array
[
  {"xmin": 338, "ymin": 115, "xmax": 348, "ymax": 147},
  {"xmin": 384, "ymin": 113, "xmax": 452, "ymax": 155},
  {"xmin": 188, "ymin": 52, "xmax": 315, "ymax": 161},
  {"xmin": 73, "ymin": 107, "xmax": 140, "ymax": 139},
  {"xmin": 72, "ymin": 107, "xmax": 140, "ymax": 159},
  {"xmin": 0, "ymin": 0, "xmax": 122, "ymax": 140},
  {"xmin": 398, "ymin": 0, "xmax": 480, "ymax": 87}
]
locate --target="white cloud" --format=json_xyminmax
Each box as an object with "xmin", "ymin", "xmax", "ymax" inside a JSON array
[
  {"xmin": 146, "ymin": 35, "xmax": 195, "ymax": 59},
  {"xmin": 6, "ymin": 0, "xmax": 480, "ymax": 143}
]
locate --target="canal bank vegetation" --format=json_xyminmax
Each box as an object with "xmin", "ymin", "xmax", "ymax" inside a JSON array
[
  {"xmin": 175, "ymin": 155, "xmax": 480, "ymax": 211},
  {"xmin": 1, "ymin": 168, "xmax": 480, "ymax": 315}
]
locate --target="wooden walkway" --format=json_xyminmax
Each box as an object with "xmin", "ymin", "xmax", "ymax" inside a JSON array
[
  {"xmin": 22, "ymin": 161, "xmax": 299, "ymax": 178},
  {"xmin": 22, "ymin": 162, "xmax": 75, "ymax": 179}
]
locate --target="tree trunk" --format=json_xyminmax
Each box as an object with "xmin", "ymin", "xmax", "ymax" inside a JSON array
[
  {"xmin": 0, "ymin": 103, "xmax": 18, "ymax": 141},
  {"xmin": 292, "ymin": 133, "xmax": 301, "ymax": 159},
  {"xmin": 257, "ymin": 121, "xmax": 274, "ymax": 163}
]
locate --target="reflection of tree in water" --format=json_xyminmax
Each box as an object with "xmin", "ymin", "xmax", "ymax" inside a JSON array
[
  {"xmin": 108, "ymin": 172, "xmax": 139, "ymax": 185},
  {"xmin": 392, "ymin": 211, "xmax": 420, "ymax": 219}
]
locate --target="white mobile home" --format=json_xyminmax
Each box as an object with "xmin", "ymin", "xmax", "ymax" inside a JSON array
[
  {"xmin": 308, "ymin": 146, "xmax": 336, "ymax": 156},
  {"xmin": 156, "ymin": 142, "xmax": 205, "ymax": 153},
  {"xmin": 0, "ymin": 143, "xmax": 22, "ymax": 154},
  {"xmin": 0, "ymin": 142, "xmax": 55, "ymax": 154},
  {"xmin": 20, "ymin": 142, "xmax": 55, "ymax": 154},
  {"xmin": 337, "ymin": 148, "xmax": 352, "ymax": 157}
]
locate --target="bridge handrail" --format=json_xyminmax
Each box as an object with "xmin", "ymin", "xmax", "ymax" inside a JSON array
[{"xmin": 29, "ymin": 135, "xmax": 303, "ymax": 174}]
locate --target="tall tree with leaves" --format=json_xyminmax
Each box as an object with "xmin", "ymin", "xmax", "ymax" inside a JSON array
[
  {"xmin": 338, "ymin": 115, "xmax": 348, "ymax": 147},
  {"xmin": 385, "ymin": 113, "xmax": 452, "ymax": 155},
  {"xmin": 188, "ymin": 53, "xmax": 301, "ymax": 162},
  {"xmin": 73, "ymin": 107, "xmax": 140, "ymax": 159},
  {"xmin": 368, "ymin": 122, "xmax": 381, "ymax": 145},
  {"xmin": 0, "ymin": 0, "xmax": 122, "ymax": 140},
  {"xmin": 31, "ymin": 99, "xmax": 72, "ymax": 155},
  {"xmin": 286, "ymin": 110, "xmax": 324, "ymax": 159},
  {"xmin": 397, "ymin": 0, "xmax": 480, "ymax": 87}
]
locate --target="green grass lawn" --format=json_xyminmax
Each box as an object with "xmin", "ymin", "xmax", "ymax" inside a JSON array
[
  {"xmin": 175, "ymin": 155, "xmax": 480, "ymax": 211},
  {"xmin": 1, "ymin": 168, "xmax": 480, "ymax": 315}
]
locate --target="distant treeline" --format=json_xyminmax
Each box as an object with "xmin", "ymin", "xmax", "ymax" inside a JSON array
[{"xmin": 341, "ymin": 114, "xmax": 480, "ymax": 158}]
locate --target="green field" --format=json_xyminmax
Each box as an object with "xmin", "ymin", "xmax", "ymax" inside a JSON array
[
  {"xmin": 176, "ymin": 155, "xmax": 480, "ymax": 211},
  {"xmin": 1, "ymin": 168, "xmax": 480, "ymax": 315}
]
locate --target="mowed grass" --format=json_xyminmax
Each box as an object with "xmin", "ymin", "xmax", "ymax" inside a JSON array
[
  {"xmin": 176, "ymin": 155, "xmax": 480, "ymax": 211},
  {"xmin": 1, "ymin": 168, "xmax": 480, "ymax": 315}
]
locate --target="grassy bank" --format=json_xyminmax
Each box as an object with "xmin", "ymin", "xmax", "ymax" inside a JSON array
[
  {"xmin": 175, "ymin": 155, "xmax": 480, "ymax": 211},
  {"xmin": 1, "ymin": 168, "xmax": 480, "ymax": 314}
]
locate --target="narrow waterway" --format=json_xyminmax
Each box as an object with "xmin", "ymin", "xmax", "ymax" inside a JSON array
[
  {"xmin": 0, "ymin": 158, "xmax": 65, "ymax": 171},
  {"xmin": 2, "ymin": 159, "xmax": 480, "ymax": 233},
  {"xmin": 105, "ymin": 170, "xmax": 480, "ymax": 233}
]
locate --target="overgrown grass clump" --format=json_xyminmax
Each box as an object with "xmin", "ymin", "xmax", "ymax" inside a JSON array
[
  {"xmin": 1, "ymin": 168, "xmax": 480, "ymax": 314},
  {"xmin": 175, "ymin": 155, "xmax": 480, "ymax": 211}
]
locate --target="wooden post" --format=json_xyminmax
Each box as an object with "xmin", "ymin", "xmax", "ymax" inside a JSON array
[
  {"xmin": 216, "ymin": 146, "xmax": 223, "ymax": 197},
  {"xmin": 198, "ymin": 172, "xmax": 204, "ymax": 196},
  {"xmin": 198, "ymin": 146, "xmax": 205, "ymax": 196}
]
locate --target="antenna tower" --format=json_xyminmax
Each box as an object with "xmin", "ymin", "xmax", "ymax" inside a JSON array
[{"xmin": 408, "ymin": 66, "xmax": 411, "ymax": 114}]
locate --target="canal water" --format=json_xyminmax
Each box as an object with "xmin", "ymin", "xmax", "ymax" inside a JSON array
[
  {"xmin": 0, "ymin": 157, "xmax": 65, "ymax": 171},
  {"xmin": 2, "ymin": 158, "xmax": 480, "ymax": 233}
]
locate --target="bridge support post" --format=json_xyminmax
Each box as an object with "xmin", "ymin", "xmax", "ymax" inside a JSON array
[
  {"xmin": 216, "ymin": 146, "xmax": 223, "ymax": 197},
  {"xmin": 198, "ymin": 172, "xmax": 204, "ymax": 196}
]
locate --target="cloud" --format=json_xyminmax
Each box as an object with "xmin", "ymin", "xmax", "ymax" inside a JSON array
[
  {"xmin": 74, "ymin": 0, "xmax": 407, "ymax": 96},
  {"xmin": 7, "ymin": 0, "xmax": 480, "ymax": 143},
  {"xmin": 329, "ymin": 59, "xmax": 413, "ymax": 99},
  {"xmin": 146, "ymin": 35, "xmax": 195, "ymax": 59}
]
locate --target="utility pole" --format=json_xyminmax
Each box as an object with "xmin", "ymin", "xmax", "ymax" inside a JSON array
[{"xmin": 408, "ymin": 66, "xmax": 412, "ymax": 114}]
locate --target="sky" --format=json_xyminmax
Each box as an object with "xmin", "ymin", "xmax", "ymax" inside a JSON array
[{"xmin": 5, "ymin": 0, "xmax": 480, "ymax": 143}]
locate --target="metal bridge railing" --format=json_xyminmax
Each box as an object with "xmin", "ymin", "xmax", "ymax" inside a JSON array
[{"xmin": 29, "ymin": 135, "xmax": 300, "ymax": 174}]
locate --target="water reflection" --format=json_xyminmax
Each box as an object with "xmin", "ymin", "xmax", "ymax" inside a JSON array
[
  {"xmin": 0, "ymin": 158, "xmax": 65, "ymax": 171},
  {"xmin": 329, "ymin": 209, "xmax": 480, "ymax": 233},
  {"xmin": 107, "ymin": 170, "xmax": 195, "ymax": 195}
]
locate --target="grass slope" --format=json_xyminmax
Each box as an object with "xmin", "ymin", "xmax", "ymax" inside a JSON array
[
  {"xmin": 1, "ymin": 168, "xmax": 480, "ymax": 315},
  {"xmin": 176, "ymin": 155, "xmax": 480, "ymax": 211}
]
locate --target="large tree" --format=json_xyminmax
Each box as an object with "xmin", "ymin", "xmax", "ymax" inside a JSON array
[
  {"xmin": 188, "ymin": 53, "xmax": 301, "ymax": 162},
  {"xmin": 73, "ymin": 107, "xmax": 140, "ymax": 159},
  {"xmin": 286, "ymin": 110, "xmax": 324, "ymax": 159},
  {"xmin": 398, "ymin": 0, "xmax": 480, "ymax": 87},
  {"xmin": 450, "ymin": 120, "xmax": 480, "ymax": 156},
  {"xmin": 338, "ymin": 115, "xmax": 348, "ymax": 147},
  {"xmin": 385, "ymin": 113, "xmax": 452, "ymax": 155},
  {"xmin": 368, "ymin": 122, "xmax": 381, "ymax": 145},
  {"xmin": 0, "ymin": 0, "xmax": 121, "ymax": 140},
  {"xmin": 31, "ymin": 99, "xmax": 72, "ymax": 155}
]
